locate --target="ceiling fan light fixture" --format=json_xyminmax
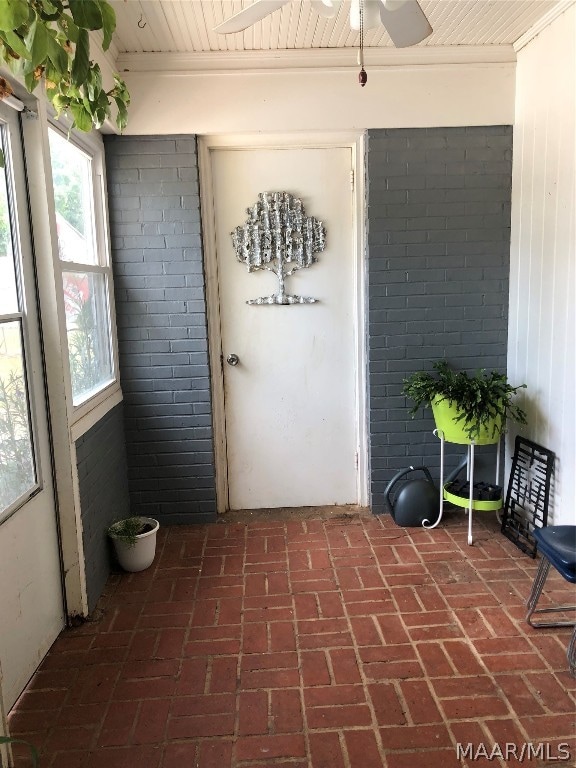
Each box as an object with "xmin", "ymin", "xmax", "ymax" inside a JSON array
[{"xmin": 350, "ymin": 0, "xmax": 381, "ymax": 31}]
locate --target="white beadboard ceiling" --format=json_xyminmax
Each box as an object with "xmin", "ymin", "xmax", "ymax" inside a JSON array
[{"xmin": 110, "ymin": 0, "xmax": 562, "ymax": 56}]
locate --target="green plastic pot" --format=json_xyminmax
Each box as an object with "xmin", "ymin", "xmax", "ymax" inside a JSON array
[{"xmin": 431, "ymin": 396, "xmax": 502, "ymax": 445}]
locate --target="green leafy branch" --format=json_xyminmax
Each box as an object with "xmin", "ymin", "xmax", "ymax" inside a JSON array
[
  {"xmin": 0, "ymin": 0, "xmax": 130, "ymax": 159},
  {"xmin": 0, "ymin": 735, "xmax": 38, "ymax": 766}
]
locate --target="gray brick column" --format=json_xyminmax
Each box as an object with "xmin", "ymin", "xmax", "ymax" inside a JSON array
[
  {"xmin": 104, "ymin": 136, "xmax": 217, "ymax": 524},
  {"xmin": 366, "ymin": 127, "xmax": 513, "ymax": 513},
  {"xmin": 76, "ymin": 403, "xmax": 130, "ymax": 612}
]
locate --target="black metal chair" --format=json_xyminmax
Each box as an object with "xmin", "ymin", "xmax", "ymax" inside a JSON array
[{"xmin": 526, "ymin": 525, "xmax": 576, "ymax": 677}]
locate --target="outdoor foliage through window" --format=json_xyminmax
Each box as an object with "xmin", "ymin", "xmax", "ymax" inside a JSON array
[
  {"xmin": 0, "ymin": 323, "xmax": 35, "ymax": 510},
  {"xmin": 63, "ymin": 271, "xmax": 112, "ymax": 402},
  {"xmin": 49, "ymin": 129, "xmax": 114, "ymax": 405},
  {"xmin": 0, "ymin": 150, "xmax": 36, "ymax": 513}
]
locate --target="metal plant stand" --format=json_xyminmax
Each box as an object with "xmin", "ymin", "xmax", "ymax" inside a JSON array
[{"xmin": 423, "ymin": 429, "xmax": 502, "ymax": 545}]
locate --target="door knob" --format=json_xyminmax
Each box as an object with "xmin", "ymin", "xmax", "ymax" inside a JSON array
[{"xmin": 226, "ymin": 353, "xmax": 239, "ymax": 366}]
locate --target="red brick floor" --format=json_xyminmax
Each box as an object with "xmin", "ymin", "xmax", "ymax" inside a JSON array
[{"xmin": 7, "ymin": 511, "xmax": 576, "ymax": 767}]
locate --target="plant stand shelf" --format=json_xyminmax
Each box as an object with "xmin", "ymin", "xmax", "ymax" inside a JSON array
[{"xmin": 423, "ymin": 430, "xmax": 502, "ymax": 545}]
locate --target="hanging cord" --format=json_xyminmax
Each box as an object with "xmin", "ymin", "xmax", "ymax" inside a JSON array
[{"xmin": 358, "ymin": 0, "xmax": 367, "ymax": 86}]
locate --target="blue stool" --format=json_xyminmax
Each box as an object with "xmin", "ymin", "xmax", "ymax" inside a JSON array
[{"xmin": 526, "ymin": 525, "xmax": 576, "ymax": 676}]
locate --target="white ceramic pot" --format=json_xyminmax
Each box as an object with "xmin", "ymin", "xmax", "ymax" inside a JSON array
[{"xmin": 111, "ymin": 517, "xmax": 159, "ymax": 572}]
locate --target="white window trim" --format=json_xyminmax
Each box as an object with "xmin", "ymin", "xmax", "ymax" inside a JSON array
[
  {"xmin": 47, "ymin": 119, "xmax": 122, "ymax": 438},
  {"xmin": 0, "ymin": 108, "xmax": 44, "ymax": 520}
]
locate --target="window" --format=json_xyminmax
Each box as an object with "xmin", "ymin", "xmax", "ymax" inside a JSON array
[
  {"xmin": 0, "ymin": 124, "xmax": 38, "ymax": 515},
  {"xmin": 48, "ymin": 127, "xmax": 118, "ymax": 413}
]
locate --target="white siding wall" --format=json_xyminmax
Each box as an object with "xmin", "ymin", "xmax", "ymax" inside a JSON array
[{"xmin": 508, "ymin": 6, "xmax": 576, "ymax": 524}]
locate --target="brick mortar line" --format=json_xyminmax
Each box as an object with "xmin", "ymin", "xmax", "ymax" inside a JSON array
[
  {"xmin": 449, "ymin": 520, "xmax": 571, "ymax": 681},
  {"xmin": 285, "ymin": 519, "xmax": 313, "ymax": 768},
  {"xmin": 440, "ymin": 520, "xmax": 560, "ymax": 751},
  {"xmin": 158, "ymin": 525, "xmax": 209, "ymax": 765},
  {"xmin": 149, "ymin": 533, "xmax": 178, "ymax": 749},
  {"xmin": 326, "ymin": 518, "xmax": 390, "ymax": 768},
  {"xmin": 423, "ymin": 551, "xmax": 521, "ymax": 766},
  {"xmin": 218, "ymin": 523, "xmax": 246, "ymax": 761},
  {"xmin": 78, "ymin": 530, "xmax": 173, "ymax": 761},
  {"xmin": 363, "ymin": 516, "xmax": 508, "ymax": 766},
  {"xmin": 523, "ymin": 672, "xmax": 576, "ymax": 714},
  {"xmin": 188, "ymin": 528, "xmax": 210, "ymax": 696},
  {"xmin": 365, "ymin": 518, "xmax": 455, "ymax": 742}
]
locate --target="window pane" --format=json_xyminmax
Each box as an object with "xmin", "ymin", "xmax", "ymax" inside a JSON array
[
  {"xmin": 49, "ymin": 130, "xmax": 97, "ymax": 265},
  {"xmin": 0, "ymin": 321, "xmax": 36, "ymax": 513},
  {"xmin": 0, "ymin": 149, "xmax": 19, "ymax": 314},
  {"xmin": 63, "ymin": 272, "xmax": 114, "ymax": 404}
]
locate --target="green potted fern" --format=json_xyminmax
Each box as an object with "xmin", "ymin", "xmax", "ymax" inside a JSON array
[
  {"xmin": 107, "ymin": 516, "xmax": 159, "ymax": 572},
  {"xmin": 402, "ymin": 361, "xmax": 527, "ymax": 444}
]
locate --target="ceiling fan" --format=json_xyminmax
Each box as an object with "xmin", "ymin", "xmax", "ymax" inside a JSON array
[{"xmin": 214, "ymin": 0, "xmax": 433, "ymax": 49}]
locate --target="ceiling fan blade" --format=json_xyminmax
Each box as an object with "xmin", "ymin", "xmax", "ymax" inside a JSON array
[
  {"xmin": 214, "ymin": 0, "xmax": 291, "ymax": 34},
  {"xmin": 379, "ymin": 0, "xmax": 433, "ymax": 47},
  {"xmin": 311, "ymin": 0, "xmax": 340, "ymax": 18}
]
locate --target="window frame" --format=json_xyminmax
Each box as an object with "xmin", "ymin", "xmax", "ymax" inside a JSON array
[
  {"xmin": 47, "ymin": 120, "xmax": 122, "ymax": 438},
  {"xmin": 0, "ymin": 106, "xmax": 43, "ymax": 520}
]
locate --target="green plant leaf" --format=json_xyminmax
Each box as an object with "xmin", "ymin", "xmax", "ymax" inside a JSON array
[
  {"xmin": 70, "ymin": 28, "xmax": 89, "ymax": 85},
  {"xmin": 28, "ymin": 19, "xmax": 49, "ymax": 69},
  {"xmin": 70, "ymin": 101, "xmax": 93, "ymax": 131},
  {"xmin": 57, "ymin": 12, "xmax": 80, "ymax": 43},
  {"xmin": 114, "ymin": 96, "xmax": 128, "ymax": 132},
  {"xmin": 45, "ymin": 33, "xmax": 69, "ymax": 73},
  {"xmin": 24, "ymin": 69, "xmax": 39, "ymax": 92},
  {"xmin": 68, "ymin": 0, "xmax": 103, "ymax": 31},
  {"xmin": 50, "ymin": 92, "xmax": 70, "ymax": 115},
  {"xmin": 0, "ymin": 0, "xmax": 29, "ymax": 32},
  {"xmin": 37, "ymin": 0, "xmax": 63, "ymax": 22},
  {"xmin": 97, "ymin": 0, "xmax": 116, "ymax": 51},
  {"xmin": 85, "ymin": 62, "xmax": 102, "ymax": 101},
  {"xmin": 0, "ymin": 29, "xmax": 30, "ymax": 59},
  {"xmin": 0, "ymin": 149, "xmax": 5, "ymax": 168}
]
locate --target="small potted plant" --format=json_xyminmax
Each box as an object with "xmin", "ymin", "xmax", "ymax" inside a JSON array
[
  {"xmin": 402, "ymin": 361, "xmax": 527, "ymax": 444},
  {"xmin": 107, "ymin": 516, "xmax": 160, "ymax": 572}
]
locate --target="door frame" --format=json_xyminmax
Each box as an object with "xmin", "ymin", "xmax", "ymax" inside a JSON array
[
  {"xmin": 0, "ymin": 99, "xmax": 66, "ymax": 717},
  {"xmin": 198, "ymin": 132, "xmax": 368, "ymax": 512}
]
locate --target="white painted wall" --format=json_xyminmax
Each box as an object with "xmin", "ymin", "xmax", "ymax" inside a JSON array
[
  {"xmin": 121, "ymin": 58, "xmax": 515, "ymax": 134},
  {"xmin": 508, "ymin": 5, "xmax": 576, "ymax": 525}
]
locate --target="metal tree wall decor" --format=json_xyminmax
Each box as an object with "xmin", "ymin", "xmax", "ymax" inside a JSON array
[{"xmin": 231, "ymin": 191, "xmax": 326, "ymax": 305}]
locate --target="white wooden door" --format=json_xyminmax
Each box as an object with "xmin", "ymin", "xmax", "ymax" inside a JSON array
[
  {"xmin": 211, "ymin": 146, "xmax": 359, "ymax": 510},
  {"xmin": 0, "ymin": 104, "xmax": 64, "ymax": 712}
]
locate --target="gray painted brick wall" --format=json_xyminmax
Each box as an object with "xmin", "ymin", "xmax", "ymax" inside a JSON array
[
  {"xmin": 103, "ymin": 128, "xmax": 511, "ymax": 522},
  {"xmin": 366, "ymin": 127, "xmax": 513, "ymax": 513},
  {"xmin": 104, "ymin": 135, "xmax": 217, "ymax": 524},
  {"xmin": 76, "ymin": 403, "xmax": 130, "ymax": 613}
]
